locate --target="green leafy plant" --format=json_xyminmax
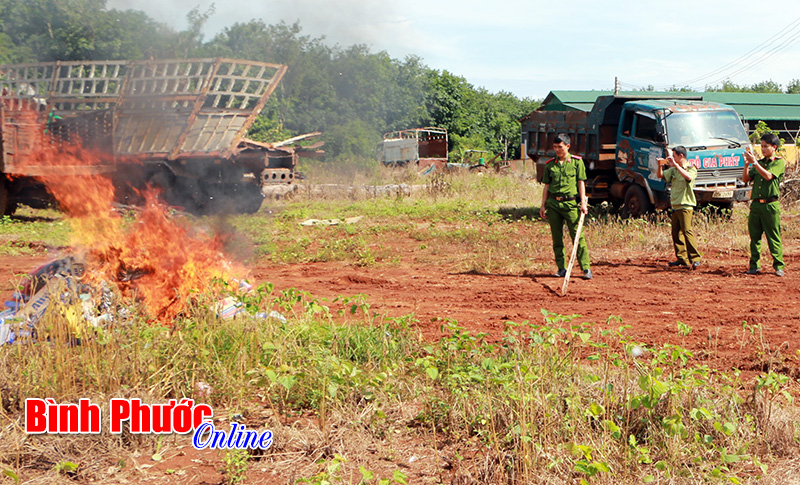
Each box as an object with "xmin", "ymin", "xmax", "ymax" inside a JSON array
[{"xmin": 222, "ymin": 449, "xmax": 249, "ymax": 484}]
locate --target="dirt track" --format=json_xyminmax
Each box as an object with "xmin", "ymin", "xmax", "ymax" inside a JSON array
[{"xmin": 3, "ymin": 245, "xmax": 800, "ymax": 377}]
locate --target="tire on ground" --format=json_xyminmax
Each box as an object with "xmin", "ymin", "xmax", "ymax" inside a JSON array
[
  {"xmin": 0, "ymin": 179, "xmax": 15, "ymax": 216},
  {"xmin": 623, "ymin": 184, "xmax": 653, "ymax": 218}
]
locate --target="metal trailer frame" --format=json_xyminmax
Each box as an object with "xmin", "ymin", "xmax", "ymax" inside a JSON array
[
  {"xmin": 1, "ymin": 58, "xmax": 287, "ymax": 165},
  {"xmin": 0, "ymin": 58, "xmax": 290, "ymax": 213},
  {"xmin": 377, "ymin": 127, "xmax": 448, "ymax": 167}
]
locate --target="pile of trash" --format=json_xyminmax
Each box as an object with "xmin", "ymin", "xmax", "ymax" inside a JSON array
[
  {"xmin": 0, "ymin": 256, "xmax": 286, "ymax": 345},
  {"xmin": 0, "ymin": 256, "xmax": 121, "ymax": 344}
]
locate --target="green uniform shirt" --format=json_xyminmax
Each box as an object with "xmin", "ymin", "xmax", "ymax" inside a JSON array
[
  {"xmin": 663, "ymin": 163, "xmax": 697, "ymax": 210},
  {"xmin": 748, "ymin": 156, "xmax": 785, "ymax": 200},
  {"xmin": 542, "ymin": 155, "xmax": 587, "ymax": 197}
]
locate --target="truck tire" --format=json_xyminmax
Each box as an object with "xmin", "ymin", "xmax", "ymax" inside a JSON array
[
  {"xmin": 623, "ymin": 184, "xmax": 652, "ymax": 218},
  {"xmin": 240, "ymin": 185, "xmax": 265, "ymax": 214},
  {"xmin": 0, "ymin": 179, "xmax": 15, "ymax": 216},
  {"xmin": 709, "ymin": 201, "xmax": 734, "ymax": 212}
]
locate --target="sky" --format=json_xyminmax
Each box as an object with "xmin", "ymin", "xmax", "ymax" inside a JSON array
[{"xmin": 105, "ymin": 0, "xmax": 800, "ymax": 100}]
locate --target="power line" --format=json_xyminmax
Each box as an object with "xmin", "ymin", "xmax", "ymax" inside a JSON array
[
  {"xmin": 677, "ymin": 15, "xmax": 800, "ymax": 87},
  {"xmin": 614, "ymin": 15, "xmax": 800, "ymax": 93},
  {"xmin": 698, "ymin": 26, "xmax": 800, "ymax": 89}
]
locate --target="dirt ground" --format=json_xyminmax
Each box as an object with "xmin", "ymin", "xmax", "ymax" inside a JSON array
[
  {"xmin": 0, "ymin": 242, "xmax": 800, "ymax": 373},
  {"xmin": 256, "ymin": 250, "xmax": 800, "ymax": 378},
  {"xmin": 3, "ymin": 231, "xmax": 800, "ymax": 483},
  {"xmin": 3, "ymin": 242, "xmax": 800, "ymax": 379}
]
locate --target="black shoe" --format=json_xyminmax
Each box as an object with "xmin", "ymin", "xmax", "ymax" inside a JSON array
[
  {"xmin": 668, "ymin": 260, "xmax": 688, "ymax": 267},
  {"xmin": 554, "ymin": 269, "xmax": 567, "ymax": 277},
  {"xmin": 746, "ymin": 268, "xmax": 760, "ymax": 275},
  {"xmin": 691, "ymin": 261, "xmax": 701, "ymax": 270},
  {"xmin": 582, "ymin": 269, "xmax": 593, "ymax": 280}
]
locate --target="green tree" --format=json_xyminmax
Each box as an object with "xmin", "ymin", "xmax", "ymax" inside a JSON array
[
  {"xmin": 708, "ymin": 79, "xmax": 783, "ymax": 93},
  {"xmin": 707, "ymin": 80, "xmax": 746, "ymax": 92},
  {"xmin": 482, "ymin": 90, "xmax": 539, "ymax": 159},
  {"xmin": 749, "ymin": 80, "xmax": 782, "ymax": 93},
  {"xmin": 749, "ymin": 121, "xmax": 784, "ymax": 149},
  {"xmin": 324, "ymin": 119, "xmax": 378, "ymax": 159},
  {"xmin": 786, "ymin": 79, "xmax": 800, "ymax": 94},
  {"xmin": 169, "ymin": 5, "xmax": 215, "ymax": 58},
  {"xmin": 0, "ymin": 0, "xmax": 175, "ymax": 61}
]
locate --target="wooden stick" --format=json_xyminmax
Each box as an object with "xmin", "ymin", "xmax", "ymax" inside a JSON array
[{"xmin": 561, "ymin": 212, "xmax": 586, "ymax": 296}]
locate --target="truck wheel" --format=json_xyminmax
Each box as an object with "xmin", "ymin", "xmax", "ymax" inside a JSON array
[
  {"xmin": 710, "ymin": 201, "xmax": 734, "ymax": 212},
  {"xmin": 0, "ymin": 179, "xmax": 14, "ymax": 216},
  {"xmin": 237, "ymin": 184, "xmax": 265, "ymax": 214},
  {"xmin": 623, "ymin": 185, "xmax": 652, "ymax": 218}
]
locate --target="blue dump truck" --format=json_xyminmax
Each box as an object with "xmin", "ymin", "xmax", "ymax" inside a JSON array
[{"xmin": 521, "ymin": 95, "xmax": 752, "ymax": 216}]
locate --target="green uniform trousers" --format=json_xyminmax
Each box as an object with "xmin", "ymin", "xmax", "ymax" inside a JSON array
[
  {"xmin": 545, "ymin": 199, "xmax": 590, "ymax": 271},
  {"xmin": 748, "ymin": 201, "xmax": 784, "ymax": 271},
  {"xmin": 671, "ymin": 208, "xmax": 701, "ymax": 265}
]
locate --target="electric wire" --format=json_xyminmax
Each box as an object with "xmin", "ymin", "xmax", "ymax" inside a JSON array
[
  {"xmin": 617, "ymin": 15, "xmax": 800, "ymax": 92},
  {"xmin": 678, "ymin": 15, "xmax": 800, "ymax": 87},
  {"xmin": 699, "ymin": 27, "xmax": 800, "ymax": 89}
]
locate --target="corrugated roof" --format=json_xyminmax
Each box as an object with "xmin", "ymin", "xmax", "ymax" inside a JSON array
[
  {"xmin": 701, "ymin": 92, "xmax": 800, "ymax": 105},
  {"xmin": 562, "ymin": 102, "xmax": 597, "ymax": 111},
  {"xmin": 544, "ymin": 90, "xmax": 800, "ymax": 121}
]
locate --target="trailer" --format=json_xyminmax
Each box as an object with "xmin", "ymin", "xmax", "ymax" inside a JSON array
[
  {"xmin": 376, "ymin": 127, "xmax": 448, "ymax": 169},
  {"xmin": 0, "ymin": 58, "xmax": 294, "ymax": 215}
]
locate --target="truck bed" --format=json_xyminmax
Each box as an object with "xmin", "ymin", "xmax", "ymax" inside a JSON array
[{"xmin": 1, "ymin": 58, "xmax": 287, "ymax": 174}]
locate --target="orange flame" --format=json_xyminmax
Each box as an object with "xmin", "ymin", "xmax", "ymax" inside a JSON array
[{"xmin": 10, "ymin": 102, "xmax": 241, "ymax": 322}]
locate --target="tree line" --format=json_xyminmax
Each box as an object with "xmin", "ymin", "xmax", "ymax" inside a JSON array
[
  {"xmin": 2, "ymin": 1, "xmax": 797, "ymax": 161},
  {"xmin": 0, "ymin": 1, "xmax": 539, "ymax": 161},
  {"xmin": 707, "ymin": 80, "xmax": 800, "ymax": 94}
]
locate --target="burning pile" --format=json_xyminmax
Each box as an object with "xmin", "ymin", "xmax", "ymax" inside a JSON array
[
  {"xmin": 0, "ymin": 112, "xmax": 245, "ymax": 341},
  {"xmin": 43, "ymin": 172, "xmax": 238, "ymax": 321}
]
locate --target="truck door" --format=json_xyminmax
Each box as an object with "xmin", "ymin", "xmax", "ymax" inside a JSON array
[{"xmin": 616, "ymin": 109, "xmax": 666, "ymax": 192}]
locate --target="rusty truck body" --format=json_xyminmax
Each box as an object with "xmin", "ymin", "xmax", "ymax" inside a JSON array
[
  {"xmin": 0, "ymin": 58, "xmax": 295, "ymax": 215},
  {"xmin": 521, "ymin": 95, "xmax": 752, "ymax": 216},
  {"xmin": 376, "ymin": 127, "xmax": 448, "ymax": 169}
]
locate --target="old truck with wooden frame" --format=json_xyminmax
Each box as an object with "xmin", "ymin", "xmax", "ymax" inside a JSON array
[
  {"xmin": 376, "ymin": 127, "xmax": 448, "ymax": 169},
  {"xmin": 521, "ymin": 95, "xmax": 752, "ymax": 216},
  {"xmin": 0, "ymin": 58, "xmax": 294, "ymax": 215}
]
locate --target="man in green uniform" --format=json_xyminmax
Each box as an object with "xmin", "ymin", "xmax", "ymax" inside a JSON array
[
  {"xmin": 538, "ymin": 133, "xmax": 592, "ymax": 279},
  {"xmin": 657, "ymin": 146, "xmax": 701, "ymax": 269},
  {"xmin": 743, "ymin": 133, "xmax": 785, "ymax": 276}
]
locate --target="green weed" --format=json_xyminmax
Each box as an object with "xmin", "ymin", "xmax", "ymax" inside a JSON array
[
  {"xmin": 1, "ymin": 286, "xmax": 797, "ymax": 483},
  {"xmin": 222, "ymin": 449, "xmax": 249, "ymax": 484}
]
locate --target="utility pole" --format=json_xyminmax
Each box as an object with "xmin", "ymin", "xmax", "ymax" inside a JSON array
[{"xmin": 614, "ymin": 77, "xmax": 620, "ymax": 95}]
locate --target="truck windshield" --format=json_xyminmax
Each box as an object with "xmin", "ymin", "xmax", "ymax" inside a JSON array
[{"xmin": 665, "ymin": 110, "xmax": 749, "ymax": 148}]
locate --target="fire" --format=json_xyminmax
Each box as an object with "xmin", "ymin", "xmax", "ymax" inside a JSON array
[
  {"xmin": 11, "ymin": 103, "xmax": 240, "ymax": 322},
  {"xmin": 86, "ymin": 190, "xmax": 236, "ymax": 320}
]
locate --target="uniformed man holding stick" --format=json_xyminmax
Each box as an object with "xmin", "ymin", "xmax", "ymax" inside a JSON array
[{"xmin": 539, "ymin": 133, "xmax": 592, "ymax": 280}]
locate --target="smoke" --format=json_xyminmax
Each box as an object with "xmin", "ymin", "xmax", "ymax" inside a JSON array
[{"xmin": 105, "ymin": 0, "xmax": 446, "ymax": 60}]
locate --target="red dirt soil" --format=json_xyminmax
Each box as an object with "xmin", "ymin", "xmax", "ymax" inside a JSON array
[
  {"xmin": 257, "ymin": 249, "xmax": 800, "ymax": 378},
  {"xmin": 3, "ymin": 233, "xmax": 800, "ymax": 484},
  {"xmin": 3, "ymin": 247, "xmax": 800, "ymax": 376}
]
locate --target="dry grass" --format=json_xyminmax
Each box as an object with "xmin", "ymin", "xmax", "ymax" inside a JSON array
[
  {"xmin": 3, "ymin": 168, "xmax": 800, "ymax": 483},
  {"xmin": 252, "ymin": 169, "xmax": 783, "ymax": 278}
]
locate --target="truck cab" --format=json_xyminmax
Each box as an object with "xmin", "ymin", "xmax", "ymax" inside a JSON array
[{"xmin": 615, "ymin": 100, "xmax": 752, "ymax": 213}]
